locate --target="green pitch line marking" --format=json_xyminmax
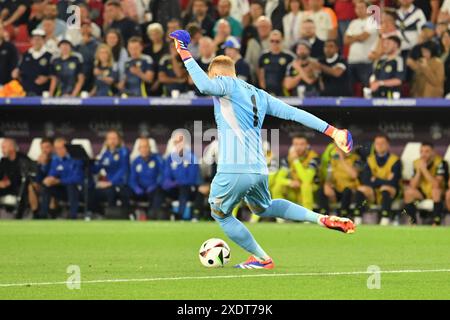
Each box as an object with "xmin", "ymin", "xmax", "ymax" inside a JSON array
[{"xmin": 0, "ymin": 268, "xmax": 449, "ymax": 288}]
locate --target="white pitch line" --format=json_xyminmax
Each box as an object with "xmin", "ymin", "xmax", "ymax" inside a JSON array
[{"xmin": 0, "ymin": 268, "xmax": 449, "ymax": 289}]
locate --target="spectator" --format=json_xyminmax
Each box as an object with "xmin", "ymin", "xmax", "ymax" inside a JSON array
[
  {"xmin": 144, "ymin": 22, "xmax": 167, "ymax": 64},
  {"xmin": 93, "ymin": 130, "xmax": 130, "ymax": 215},
  {"xmin": 223, "ymin": 36, "xmax": 251, "ymax": 82},
  {"xmin": 49, "ymin": 39, "xmax": 85, "ymax": 97},
  {"xmin": 213, "ymin": 0, "xmax": 243, "ymax": 38},
  {"xmin": 303, "ymin": 0, "xmax": 338, "ymax": 41},
  {"xmin": 76, "ymin": 20, "xmax": 99, "ymax": 92},
  {"xmin": 129, "ymin": 138, "xmax": 164, "ymax": 220},
  {"xmin": 369, "ymin": 10, "xmax": 403, "ymax": 62},
  {"xmin": 161, "ymin": 132, "xmax": 200, "ymax": 220},
  {"xmin": 0, "ymin": 23, "xmax": 19, "ymax": 85},
  {"xmin": 345, "ymin": 0, "xmax": 378, "ymax": 89},
  {"xmin": 228, "ymin": 0, "xmax": 250, "ymax": 27},
  {"xmin": 28, "ymin": 137, "xmax": 53, "ymax": 217},
  {"xmin": 271, "ymin": 135, "xmax": 320, "ymax": 210},
  {"xmin": 396, "ymin": 0, "xmax": 427, "ymax": 52},
  {"xmin": 241, "ymin": 0, "xmax": 264, "ymax": 55},
  {"xmin": 28, "ymin": 0, "xmax": 46, "ymax": 34},
  {"xmin": 186, "ymin": 23, "xmax": 203, "ymax": 60},
  {"xmin": 436, "ymin": 20, "xmax": 449, "ymax": 38},
  {"xmin": 166, "ymin": 18, "xmax": 182, "ymax": 44},
  {"xmin": 370, "ymin": 36, "xmax": 404, "ymax": 98},
  {"xmin": 144, "ymin": 22, "xmax": 168, "ymax": 95},
  {"xmin": 440, "ymin": 29, "xmax": 450, "ymax": 95},
  {"xmin": 329, "ymin": 0, "xmax": 356, "ymax": 44},
  {"xmin": 149, "ymin": 0, "xmax": 181, "ymax": 33},
  {"xmin": 65, "ymin": 2, "xmax": 102, "ymax": 47},
  {"xmin": 440, "ymin": 0, "xmax": 450, "ymax": 22},
  {"xmin": 104, "ymin": 0, "xmax": 141, "ymax": 44},
  {"xmin": 407, "ymin": 40, "xmax": 445, "ymax": 97},
  {"xmin": 41, "ymin": 16, "xmax": 60, "ymax": 56},
  {"xmin": 212, "ymin": 19, "xmax": 232, "ymax": 55},
  {"xmin": 245, "ymin": 16, "xmax": 272, "ymax": 81},
  {"xmin": 284, "ymin": 41, "xmax": 320, "ymax": 97},
  {"xmin": 414, "ymin": 0, "xmax": 440, "ymax": 23},
  {"xmin": 91, "ymin": 44, "xmax": 119, "ymax": 97},
  {"xmin": 195, "ymin": 36, "xmax": 216, "ymax": 72},
  {"xmin": 354, "ymin": 134, "xmax": 401, "ymax": 226},
  {"xmin": 12, "ymin": 28, "xmax": 52, "ymax": 96},
  {"xmin": 403, "ymin": 142, "xmax": 448, "ymax": 225},
  {"xmin": 409, "ymin": 22, "xmax": 441, "ymax": 61},
  {"xmin": 317, "ymin": 146, "xmax": 361, "ymax": 217},
  {"xmin": 300, "ymin": 19, "xmax": 324, "ymax": 59},
  {"xmin": 0, "ymin": 138, "xmax": 31, "ymax": 218},
  {"xmin": 183, "ymin": 0, "xmax": 215, "ymax": 38},
  {"xmin": 313, "ymin": 39, "xmax": 352, "ymax": 97},
  {"xmin": 0, "ymin": 0, "xmax": 30, "ymax": 27},
  {"xmin": 265, "ymin": 0, "xmax": 286, "ymax": 32},
  {"xmin": 40, "ymin": 137, "xmax": 85, "ymax": 219},
  {"xmin": 258, "ymin": 30, "xmax": 294, "ymax": 95},
  {"xmin": 119, "ymin": 36, "xmax": 154, "ymax": 97},
  {"xmin": 283, "ymin": 0, "xmax": 305, "ymax": 50},
  {"xmin": 158, "ymin": 41, "xmax": 188, "ymax": 97},
  {"xmin": 105, "ymin": 28, "xmax": 129, "ymax": 82},
  {"xmin": 39, "ymin": 3, "xmax": 67, "ymax": 39}
]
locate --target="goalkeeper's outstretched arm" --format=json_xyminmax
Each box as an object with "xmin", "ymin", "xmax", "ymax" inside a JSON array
[
  {"xmin": 184, "ymin": 59, "xmax": 232, "ymax": 97},
  {"xmin": 265, "ymin": 93, "xmax": 353, "ymax": 153}
]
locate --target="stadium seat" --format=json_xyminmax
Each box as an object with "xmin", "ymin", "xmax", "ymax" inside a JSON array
[
  {"xmin": 27, "ymin": 138, "xmax": 42, "ymax": 161},
  {"xmin": 71, "ymin": 139, "xmax": 94, "ymax": 159},
  {"xmin": 130, "ymin": 138, "xmax": 158, "ymax": 161},
  {"xmin": 400, "ymin": 142, "xmax": 422, "ymax": 180}
]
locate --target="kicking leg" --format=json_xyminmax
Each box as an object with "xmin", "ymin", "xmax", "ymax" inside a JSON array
[{"xmin": 255, "ymin": 198, "xmax": 355, "ymax": 233}]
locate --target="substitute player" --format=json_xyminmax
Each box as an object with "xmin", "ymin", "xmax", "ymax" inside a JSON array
[
  {"xmin": 170, "ymin": 30, "xmax": 355, "ymax": 270},
  {"xmin": 403, "ymin": 142, "xmax": 448, "ymax": 225}
]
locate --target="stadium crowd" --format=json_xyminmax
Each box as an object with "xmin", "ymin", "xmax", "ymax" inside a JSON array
[
  {"xmin": 0, "ymin": 0, "xmax": 449, "ymax": 98},
  {"xmin": 0, "ymin": 132, "xmax": 449, "ymax": 226}
]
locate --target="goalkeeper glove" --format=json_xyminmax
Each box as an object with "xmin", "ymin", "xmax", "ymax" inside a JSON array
[
  {"xmin": 169, "ymin": 30, "xmax": 192, "ymax": 61},
  {"xmin": 325, "ymin": 125, "xmax": 353, "ymax": 154}
]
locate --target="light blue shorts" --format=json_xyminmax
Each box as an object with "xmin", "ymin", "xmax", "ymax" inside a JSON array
[{"xmin": 208, "ymin": 173, "xmax": 272, "ymax": 216}]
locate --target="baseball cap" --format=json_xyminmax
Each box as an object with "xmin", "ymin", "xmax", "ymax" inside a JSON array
[
  {"xmin": 421, "ymin": 22, "xmax": 435, "ymax": 30},
  {"xmin": 222, "ymin": 36, "xmax": 241, "ymax": 50},
  {"xmin": 31, "ymin": 29, "xmax": 46, "ymax": 37}
]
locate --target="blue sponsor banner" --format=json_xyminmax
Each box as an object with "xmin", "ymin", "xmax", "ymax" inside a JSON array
[{"xmin": 0, "ymin": 97, "xmax": 449, "ymax": 107}]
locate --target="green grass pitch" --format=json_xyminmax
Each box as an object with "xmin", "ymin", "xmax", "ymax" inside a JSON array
[{"xmin": 0, "ymin": 221, "xmax": 449, "ymax": 300}]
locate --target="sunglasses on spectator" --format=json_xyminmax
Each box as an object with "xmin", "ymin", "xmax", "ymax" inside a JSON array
[{"xmin": 270, "ymin": 39, "xmax": 281, "ymax": 43}]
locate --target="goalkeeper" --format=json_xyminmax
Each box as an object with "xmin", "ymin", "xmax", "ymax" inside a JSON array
[{"xmin": 170, "ymin": 30, "xmax": 355, "ymax": 270}]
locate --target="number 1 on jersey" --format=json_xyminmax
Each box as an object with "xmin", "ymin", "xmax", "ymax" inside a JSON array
[{"xmin": 251, "ymin": 95, "xmax": 258, "ymax": 127}]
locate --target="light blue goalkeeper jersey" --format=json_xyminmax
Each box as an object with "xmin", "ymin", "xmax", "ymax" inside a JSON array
[{"xmin": 184, "ymin": 58, "xmax": 330, "ymax": 174}]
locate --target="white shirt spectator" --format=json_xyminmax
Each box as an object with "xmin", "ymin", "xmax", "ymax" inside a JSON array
[
  {"xmin": 65, "ymin": 23, "xmax": 102, "ymax": 47},
  {"xmin": 303, "ymin": 8, "xmax": 338, "ymax": 41},
  {"xmin": 441, "ymin": 0, "xmax": 450, "ymax": 14},
  {"xmin": 346, "ymin": 17, "xmax": 378, "ymax": 64},
  {"xmin": 396, "ymin": 4, "xmax": 426, "ymax": 51},
  {"xmin": 230, "ymin": 0, "xmax": 250, "ymax": 24},
  {"xmin": 283, "ymin": 11, "xmax": 305, "ymax": 49}
]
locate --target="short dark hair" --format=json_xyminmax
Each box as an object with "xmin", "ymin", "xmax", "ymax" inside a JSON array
[
  {"xmin": 387, "ymin": 35, "xmax": 402, "ymax": 48},
  {"xmin": 292, "ymin": 134, "xmax": 308, "ymax": 141},
  {"xmin": 105, "ymin": 0, "xmax": 121, "ymax": 8},
  {"xmin": 127, "ymin": 36, "xmax": 143, "ymax": 46},
  {"xmin": 325, "ymin": 39, "xmax": 339, "ymax": 47},
  {"xmin": 421, "ymin": 40, "xmax": 439, "ymax": 57},
  {"xmin": 41, "ymin": 137, "xmax": 54, "ymax": 145},
  {"xmin": 421, "ymin": 141, "xmax": 434, "ymax": 149},
  {"xmin": 374, "ymin": 133, "xmax": 390, "ymax": 142},
  {"xmin": 186, "ymin": 23, "xmax": 202, "ymax": 36}
]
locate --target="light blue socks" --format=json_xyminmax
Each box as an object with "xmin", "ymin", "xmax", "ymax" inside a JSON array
[
  {"xmin": 258, "ymin": 199, "xmax": 320, "ymax": 223},
  {"xmin": 212, "ymin": 213, "xmax": 268, "ymax": 260}
]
